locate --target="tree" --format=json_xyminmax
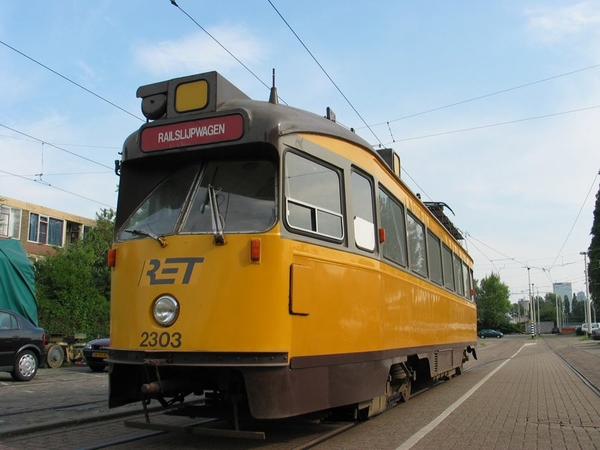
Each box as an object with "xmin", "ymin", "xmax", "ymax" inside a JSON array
[
  {"xmin": 476, "ymin": 272, "xmax": 511, "ymax": 329},
  {"xmin": 571, "ymin": 298, "xmax": 585, "ymax": 323},
  {"xmin": 588, "ymin": 179, "xmax": 600, "ymax": 313},
  {"xmin": 35, "ymin": 209, "xmax": 114, "ymax": 338}
]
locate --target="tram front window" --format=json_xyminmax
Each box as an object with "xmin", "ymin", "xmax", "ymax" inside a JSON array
[{"xmin": 117, "ymin": 160, "xmax": 276, "ymax": 241}]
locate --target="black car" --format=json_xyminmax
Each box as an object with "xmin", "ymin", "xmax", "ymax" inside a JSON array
[
  {"xmin": 82, "ymin": 337, "xmax": 110, "ymax": 372},
  {"xmin": 478, "ymin": 329, "xmax": 503, "ymax": 339},
  {"xmin": 0, "ymin": 308, "xmax": 47, "ymax": 381}
]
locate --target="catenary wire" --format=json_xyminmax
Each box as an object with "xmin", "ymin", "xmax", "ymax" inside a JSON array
[
  {"xmin": 0, "ymin": 133, "xmax": 121, "ymax": 150},
  {"xmin": 363, "ymin": 63, "xmax": 600, "ymax": 129},
  {"xmin": 267, "ymin": 0, "xmax": 384, "ymax": 147},
  {"xmin": 168, "ymin": 0, "xmax": 287, "ymax": 105},
  {"xmin": 0, "ymin": 39, "xmax": 144, "ymax": 123},
  {"xmin": 549, "ymin": 169, "xmax": 600, "ymax": 269},
  {"xmin": 0, "ymin": 169, "xmax": 113, "ymax": 208},
  {"xmin": 265, "ymin": 1, "xmax": 435, "ymax": 200},
  {"xmin": 0, "ymin": 123, "xmax": 113, "ymax": 171},
  {"xmin": 381, "ymin": 104, "xmax": 600, "ymax": 144}
]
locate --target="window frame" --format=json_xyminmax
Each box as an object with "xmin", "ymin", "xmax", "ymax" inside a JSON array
[
  {"xmin": 351, "ymin": 169, "xmax": 376, "ymax": 253},
  {"xmin": 442, "ymin": 243, "xmax": 455, "ymax": 291},
  {"xmin": 378, "ymin": 186, "xmax": 408, "ymax": 267},
  {"xmin": 427, "ymin": 230, "xmax": 443, "ymax": 286},
  {"xmin": 283, "ymin": 150, "xmax": 345, "ymax": 242},
  {"xmin": 406, "ymin": 211, "xmax": 428, "ymax": 278}
]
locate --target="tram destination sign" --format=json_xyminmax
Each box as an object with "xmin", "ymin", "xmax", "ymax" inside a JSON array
[{"xmin": 140, "ymin": 114, "xmax": 244, "ymax": 152}]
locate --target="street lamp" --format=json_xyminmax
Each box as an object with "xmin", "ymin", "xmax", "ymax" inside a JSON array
[
  {"xmin": 527, "ymin": 267, "xmax": 534, "ymax": 338},
  {"xmin": 580, "ymin": 252, "xmax": 592, "ymax": 336}
]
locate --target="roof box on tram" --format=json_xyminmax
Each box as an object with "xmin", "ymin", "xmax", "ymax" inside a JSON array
[
  {"xmin": 376, "ymin": 148, "xmax": 401, "ymax": 179},
  {"xmin": 136, "ymin": 71, "xmax": 251, "ymax": 121}
]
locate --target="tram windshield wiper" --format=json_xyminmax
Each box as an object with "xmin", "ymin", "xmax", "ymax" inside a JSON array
[
  {"xmin": 123, "ymin": 229, "xmax": 168, "ymax": 248},
  {"xmin": 207, "ymin": 184, "xmax": 226, "ymax": 245}
]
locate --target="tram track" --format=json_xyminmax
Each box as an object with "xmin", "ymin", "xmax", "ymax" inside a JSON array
[{"xmin": 543, "ymin": 335, "xmax": 600, "ymax": 398}]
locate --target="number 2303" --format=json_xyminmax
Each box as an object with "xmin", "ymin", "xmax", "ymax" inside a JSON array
[{"xmin": 140, "ymin": 331, "xmax": 182, "ymax": 348}]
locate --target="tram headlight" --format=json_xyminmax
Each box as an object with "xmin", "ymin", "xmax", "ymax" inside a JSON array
[{"xmin": 153, "ymin": 295, "xmax": 179, "ymax": 326}]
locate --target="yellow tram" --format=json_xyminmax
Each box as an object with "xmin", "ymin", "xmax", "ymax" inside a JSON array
[{"xmin": 107, "ymin": 71, "xmax": 477, "ymax": 421}]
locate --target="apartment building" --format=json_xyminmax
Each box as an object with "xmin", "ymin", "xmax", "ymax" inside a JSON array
[{"xmin": 0, "ymin": 196, "xmax": 95, "ymax": 259}]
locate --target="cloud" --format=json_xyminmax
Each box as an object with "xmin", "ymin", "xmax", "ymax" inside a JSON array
[
  {"xmin": 132, "ymin": 26, "xmax": 267, "ymax": 77},
  {"xmin": 525, "ymin": 1, "xmax": 600, "ymax": 42}
]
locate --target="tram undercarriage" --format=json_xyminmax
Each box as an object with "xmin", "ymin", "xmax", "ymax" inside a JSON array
[{"xmin": 109, "ymin": 345, "xmax": 476, "ymax": 437}]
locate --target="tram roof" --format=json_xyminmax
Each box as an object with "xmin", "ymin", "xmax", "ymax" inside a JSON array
[{"xmin": 122, "ymin": 71, "xmax": 374, "ymax": 161}]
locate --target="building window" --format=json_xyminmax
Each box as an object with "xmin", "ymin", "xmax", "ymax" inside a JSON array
[
  {"xmin": 28, "ymin": 213, "xmax": 64, "ymax": 246},
  {"xmin": 352, "ymin": 171, "xmax": 375, "ymax": 251},
  {"xmin": 0, "ymin": 206, "xmax": 22, "ymax": 239},
  {"xmin": 284, "ymin": 151, "xmax": 344, "ymax": 240},
  {"xmin": 48, "ymin": 218, "xmax": 64, "ymax": 246}
]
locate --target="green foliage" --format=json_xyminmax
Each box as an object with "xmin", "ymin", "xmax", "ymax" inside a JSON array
[
  {"xmin": 571, "ymin": 298, "xmax": 585, "ymax": 323},
  {"xmin": 476, "ymin": 272, "xmax": 511, "ymax": 329},
  {"xmin": 36, "ymin": 209, "xmax": 114, "ymax": 338},
  {"xmin": 589, "ymin": 181, "xmax": 600, "ymax": 312}
]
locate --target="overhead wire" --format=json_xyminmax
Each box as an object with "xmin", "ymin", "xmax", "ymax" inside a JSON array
[
  {"xmin": 168, "ymin": 0, "xmax": 288, "ymax": 105},
  {"xmin": 382, "ymin": 104, "xmax": 600, "ymax": 144},
  {"xmin": 363, "ymin": 63, "xmax": 600, "ymax": 129},
  {"xmin": 549, "ymin": 169, "xmax": 600, "ymax": 269},
  {"xmin": 266, "ymin": 1, "xmax": 383, "ymax": 145},
  {"xmin": 0, "ymin": 123, "xmax": 113, "ymax": 171},
  {"xmin": 0, "ymin": 39, "xmax": 144, "ymax": 123},
  {"xmin": 0, "ymin": 169, "xmax": 113, "ymax": 208}
]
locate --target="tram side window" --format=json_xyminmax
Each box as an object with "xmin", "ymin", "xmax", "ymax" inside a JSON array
[
  {"xmin": 453, "ymin": 254, "xmax": 464, "ymax": 297},
  {"xmin": 285, "ymin": 152, "xmax": 343, "ymax": 239},
  {"xmin": 462, "ymin": 262, "xmax": 471, "ymax": 299},
  {"xmin": 427, "ymin": 231, "xmax": 443, "ymax": 285},
  {"xmin": 378, "ymin": 188, "xmax": 407, "ymax": 266},
  {"xmin": 442, "ymin": 244, "xmax": 455, "ymax": 291},
  {"xmin": 352, "ymin": 171, "xmax": 375, "ymax": 251},
  {"xmin": 407, "ymin": 213, "xmax": 427, "ymax": 277},
  {"xmin": 469, "ymin": 268, "xmax": 475, "ymax": 301}
]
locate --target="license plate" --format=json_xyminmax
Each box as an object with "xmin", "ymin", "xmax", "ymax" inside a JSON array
[{"xmin": 92, "ymin": 352, "xmax": 109, "ymax": 358}]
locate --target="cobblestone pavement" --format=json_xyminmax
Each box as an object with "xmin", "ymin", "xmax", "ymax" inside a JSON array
[{"xmin": 0, "ymin": 334, "xmax": 599, "ymax": 449}]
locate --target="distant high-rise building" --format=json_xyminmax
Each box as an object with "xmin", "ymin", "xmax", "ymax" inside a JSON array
[
  {"xmin": 553, "ymin": 282, "xmax": 573, "ymax": 302},
  {"xmin": 577, "ymin": 291, "xmax": 586, "ymax": 302}
]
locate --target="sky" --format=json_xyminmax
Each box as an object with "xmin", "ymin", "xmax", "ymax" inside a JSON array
[{"xmin": 1, "ymin": 1, "xmax": 599, "ymax": 304}]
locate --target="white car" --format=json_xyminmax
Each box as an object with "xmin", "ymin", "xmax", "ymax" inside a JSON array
[{"xmin": 581, "ymin": 322, "xmax": 600, "ymax": 336}]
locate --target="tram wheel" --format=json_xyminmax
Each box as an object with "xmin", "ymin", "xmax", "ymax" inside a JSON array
[{"xmin": 399, "ymin": 379, "xmax": 411, "ymax": 402}]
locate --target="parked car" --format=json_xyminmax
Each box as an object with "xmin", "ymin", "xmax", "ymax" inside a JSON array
[
  {"xmin": 582, "ymin": 322, "xmax": 600, "ymax": 337},
  {"xmin": 478, "ymin": 329, "xmax": 503, "ymax": 339},
  {"xmin": 0, "ymin": 308, "xmax": 47, "ymax": 381},
  {"xmin": 591, "ymin": 327, "xmax": 600, "ymax": 341},
  {"xmin": 82, "ymin": 337, "xmax": 110, "ymax": 372}
]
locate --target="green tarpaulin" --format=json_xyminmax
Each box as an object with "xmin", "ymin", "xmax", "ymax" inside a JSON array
[{"xmin": 0, "ymin": 239, "xmax": 38, "ymax": 326}]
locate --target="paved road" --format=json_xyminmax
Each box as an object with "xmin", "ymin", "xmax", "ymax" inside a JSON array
[{"xmin": 0, "ymin": 334, "xmax": 599, "ymax": 449}]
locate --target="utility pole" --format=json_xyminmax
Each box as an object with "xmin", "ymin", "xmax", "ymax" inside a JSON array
[
  {"xmin": 581, "ymin": 252, "xmax": 592, "ymax": 336},
  {"xmin": 527, "ymin": 267, "xmax": 534, "ymax": 338}
]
